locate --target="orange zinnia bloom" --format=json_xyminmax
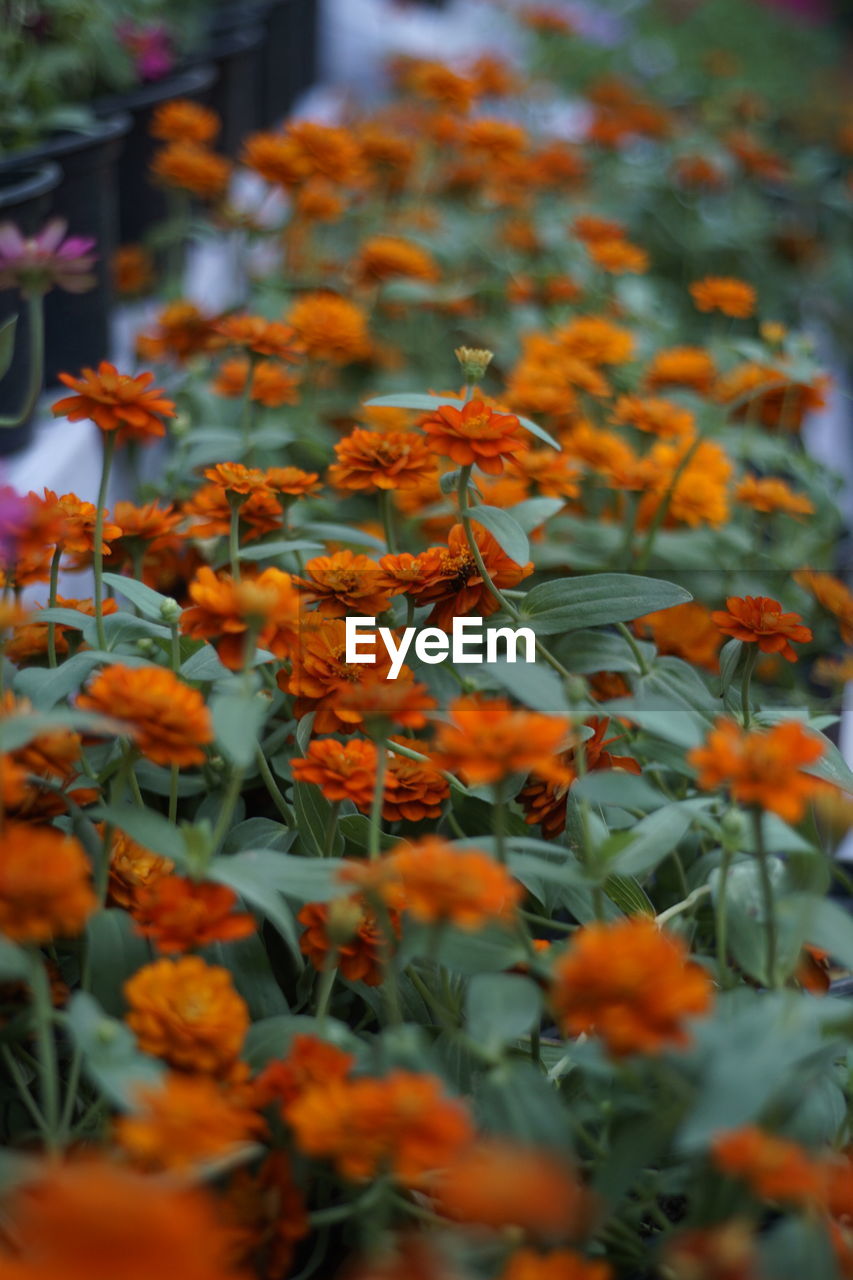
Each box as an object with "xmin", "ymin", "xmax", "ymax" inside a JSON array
[
  {"xmin": 297, "ymin": 895, "xmax": 399, "ymax": 986},
  {"xmin": 113, "ymin": 243, "xmax": 154, "ymax": 295},
  {"xmin": 296, "ymin": 550, "xmax": 392, "ymax": 617},
  {"xmin": 0, "ymin": 821, "xmax": 96, "ymax": 943},
  {"xmin": 291, "ymin": 737, "xmax": 379, "ymax": 810},
  {"xmin": 550, "ymin": 917, "xmax": 713, "ymax": 1056},
  {"xmin": 181, "ymin": 565, "xmax": 301, "ymax": 669},
  {"xmin": 136, "ymin": 300, "xmax": 222, "ymax": 364},
  {"xmin": 586, "ymin": 237, "xmax": 649, "ymax": 273},
  {"xmin": 150, "ymin": 98, "xmax": 220, "ymax": 144},
  {"xmin": 77, "ymin": 664, "xmax": 213, "ymax": 767},
  {"xmin": 264, "ymin": 466, "xmax": 321, "ymax": 497},
  {"xmin": 795, "ymin": 570, "xmax": 853, "ymax": 644},
  {"xmin": 282, "ymin": 618, "xmax": 395, "ymax": 733},
  {"xmin": 711, "ymin": 595, "xmax": 812, "ymax": 662},
  {"xmin": 115, "ymin": 1072, "xmax": 262, "ymax": 1171},
  {"xmin": 432, "ymin": 1139, "xmax": 590, "ymax": 1237},
  {"xmin": 384, "ymin": 745, "xmax": 449, "ymax": 821},
  {"xmin": 125, "ymin": 956, "xmax": 250, "ymax": 1076},
  {"xmin": 611, "ymin": 394, "xmax": 695, "ymax": 441},
  {"xmin": 287, "ymin": 292, "xmax": 371, "ymax": 364},
  {"xmin": 395, "ymin": 522, "xmax": 532, "ymax": 631},
  {"xmin": 107, "ymin": 830, "xmax": 174, "ymax": 911},
  {"xmin": 0, "ymin": 1160, "xmax": 249, "ymax": 1280},
  {"xmin": 53, "ymin": 362, "xmax": 176, "ymax": 444},
  {"xmin": 215, "ymin": 315, "xmax": 302, "ymax": 361},
  {"xmin": 432, "ymin": 694, "xmax": 571, "ymax": 785},
  {"xmin": 689, "ymin": 718, "xmax": 825, "ymax": 822},
  {"xmin": 735, "ymin": 475, "xmax": 814, "ymax": 517},
  {"xmin": 420, "ymin": 399, "xmax": 525, "ymax": 475},
  {"xmin": 337, "ymin": 674, "xmax": 436, "ymax": 731},
  {"xmin": 690, "ymin": 276, "xmax": 756, "ymax": 318},
  {"xmin": 255, "ymin": 1033, "xmax": 355, "ymax": 1113},
  {"xmin": 329, "ymin": 428, "xmax": 437, "ymax": 492},
  {"xmin": 355, "ymin": 235, "xmax": 439, "ymax": 284},
  {"xmin": 663, "ymin": 1222, "xmax": 756, "ymax": 1280},
  {"xmin": 48, "ymin": 489, "xmax": 122, "ymax": 556},
  {"xmin": 183, "ymin": 483, "xmax": 282, "ymax": 542},
  {"xmin": 714, "ymin": 362, "xmax": 828, "ymax": 432},
  {"xmin": 501, "ymin": 1250, "xmax": 612, "ymax": 1280},
  {"xmin": 204, "ymin": 461, "xmax": 272, "ymax": 496},
  {"xmin": 556, "ymin": 315, "xmax": 634, "ymax": 366},
  {"xmin": 712, "ymin": 1127, "xmax": 823, "ymax": 1206},
  {"xmin": 644, "ymin": 346, "xmax": 716, "ymax": 395},
  {"xmin": 151, "ymin": 141, "xmax": 231, "ymax": 200},
  {"xmin": 133, "ymin": 876, "xmax": 255, "ymax": 954},
  {"xmin": 287, "ymin": 1069, "xmax": 473, "ymax": 1185},
  {"xmin": 385, "ymin": 837, "xmax": 523, "ymax": 929},
  {"xmin": 635, "ymin": 602, "xmax": 722, "ymax": 673},
  {"xmin": 520, "ymin": 716, "xmax": 642, "ymax": 838},
  {"xmin": 222, "ymin": 1152, "xmax": 309, "ymax": 1280}
]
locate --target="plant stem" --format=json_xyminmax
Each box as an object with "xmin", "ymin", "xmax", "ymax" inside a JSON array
[
  {"xmin": 379, "ymin": 490, "xmax": 398, "ymax": 554},
  {"xmin": 46, "ymin": 546, "xmax": 61, "ymax": 669},
  {"xmin": 0, "ymin": 292, "xmax": 45, "ymax": 428},
  {"xmin": 740, "ymin": 645, "xmax": 758, "ymax": 728},
  {"xmin": 228, "ymin": 494, "xmax": 244, "ymax": 582},
  {"xmin": 0, "ymin": 1044, "xmax": 49, "ymax": 1140},
  {"xmin": 655, "ymin": 884, "xmax": 711, "ymax": 925},
  {"xmin": 29, "ymin": 952, "xmax": 60, "ymax": 1152},
  {"xmin": 92, "ymin": 433, "xmax": 116, "ymax": 652},
  {"xmin": 256, "ymin": 747, "xmax": 293, "ymax": 825},
  {"xmin": 368, "ymin": 745, "xmax": 387, "ymax": 861},
  {"xmin": 752, "ymin": 808, "xmax": 779, "ymax": 988},
  {"xmin": 493, "ymin": 781, "xmax": 507, "ymax": 864},
  {"xmin": 635, "ymin": 434, "xmax": 702, "ymax": 571},
  {"xmin": 322, "ymin": 801, "xmax": 340, "ymax": 856},
  {"xmin": 615, "ymin": 621, "xmax": 650, "ymax": 676},
  {"xmin": 715, "ymin": 845, "xmax": 734, "ymax": 989}
]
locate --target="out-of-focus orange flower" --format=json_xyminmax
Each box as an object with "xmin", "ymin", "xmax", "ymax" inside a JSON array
[
  {"xmin": 136, "ymin": 301, "xmax": 222, "ymax": 364},
  {"xmin": 712, "ymin": 1127, "xmax": 823, "ymax": 1206},
  {"xmin": 673, "ymin": 154, "xmax": 727, "ymax": 190},
  {"xmin": 4, "ymin": 593, "xmax": 115, "ymax": 663},
  {"xmin": 0, "ymin": 1160, "xmax": 250, "ymax": 1280},
  {"xmin": 297, "ymin": 895, "xmax": 399, "ymax": 986},
  {"xmin": 264, "ymin": 466, "xmax": 321, "ymax": 497},
  {"xmin": 288, "ymin": 292, "xmax": 371, "ymax": 364},
  {"xmin": 282, "ymin": 618, "xmax": 395, "ymax": 733},
  {"xmin": 520, "ymin": 716, "xmax": 641, "ymax": 838},
  {"xmin": 406, "ymin": 61, "xmax": 478, "ymax": 113},
  {"xmin": 644, "ymin": 346, "xmax": 716, "ymax": 395},
  {"xmin": 432, "ymin": 694, "xmax": 571, "ymax": 786},
  {"xmin": 241, "ymin": 131, "xmax": 306, "ymax": 188},
  {"xmin": 663, "ymin": 1221, "xmax": 758, "ymax": 1280},
  {"xmin": 53, "ymin": 362, "xmax": 176, "ymax": 444},
  {"xmin": 0, "ymin": 692, "xmax": 97, "ymax": 819},
  {"xmin": 611, "ymin": 394, "xmax": 695, "ymax": 441},
  {"xmin": 394, "ymin": 522, "xmax": 532, "ymax": 630},
  {"xmin": 255, "ymin": 1033, "xmax": 355, "ymax": 1113},
  {"xmin": 556, "ymin": 316, "xmax": 634, "ymax": 366},
  {"xmin": 796, "ymin": 944, "xmax": 832, "ymax": 994},
  {"xmin": 337, "ymin": 674, "xmax": 436, "ymax": 732},
  {"xmin": 715, "ymin": 362, "xmax": 828, "ymax": 431},
  {"xmin": 125, "ymin": 956, "xmax": 250, "ymax": 1076},
  {"xmin": 501, "ymin": 1249, "xmax": 612, "ymax": 1280},
  {"xmin": 181, "ymin": 565, "xmax": 301, "ymax": 669},
  {"xmin": 77, "ymin": 664, "xmax": 213, "ymax": 767},
  {"xmin": 295, "ymin": 177, "xmax": 345, "ymax": 221},
  {"xmin": 115, "ymin": 1072, "xmax": 262, "ymax": 1171},
  {"xmin": 109, "ymin": 500, "xmax": 182, "ymax": 562},
  {"xmin": 726, "ymin": 129, "xmax": 788, "ymax": 181},
  {"xmin": 690, "ymin": 277, "xmax": 756, "ymax": 318},
  {"xmin": 635, "ymin": 602, "xmax": 722, "ymax": 673},
  {"xmin": 296, "ymin": 550, "xmax": 391, "ymax": 617},
  {"xmin": 151, "ymin": 141, "xmax": 231, "ymax": 200},
  {"xmin": 355, "ymin": 235, "xmax": 439, "ymax": 284},
  {"xmin": 204, "ymin": 461, "xmax": 272, "ymax": 496},
  {"xmin": 215, "ymin": 316, "xmax": 302, "ymax": 361},
  {"xmin": 223, "ymin": 1152, "xmax": 309, "ymax": 1280},
  {"xmin": 383, "ymin": 837, "xmax": 522, "ymax": 928},
  {"xmin": 0, "ymin": 821, "xmax": 96, "ymax": 943},
  {"xmin": 113, "ymin": 243, "xmax": 154, "ymax": 295},
  {"xmin": 420, "ymin": 399, "xmax": 525, "ymax": 475},
  {"xmin": 711, "ymin": 595, "xmax": 812, "ymax": 662},
  {"xmin": 108, "ymin": 830, "xmax": 174, "ymax": 911},
  {"xmin": 49, "ymin": 489, "xmax": 122, "ymax": 556},
  {"xmin": 795, "ymin": 570, "xmax": 853, "ymax": 644},
  {"xmin": 586, "ymin": 237, "xmax": 649, "ymax": 274},
  {"xmin": 291, "ymin": 737, "xmax": 379, "ymax": 810},
  {"xmin": 550, "ymin": 917, "xmax": 713, "ymax": 1056},
  {"xmin": 735, "ymin": 474, "xmax": 813, "ymax": 517},
  {"xmin": 284, "ymin": 119, "xmax": 364, "ymax": 184},
  {"xmin": 329, "ymin": 428, "xmax": 437, "ymax": 492},
  {"xmin": 432, "ymin": 1138, "xmax": 591, "ymax": 1238},
  {"xmin": 133, "ymin": 876, "xmax": 255, "ymax": 954},
  {"xmin": 384, "ymin": 744, "xmax": 449, "ymax": 821},
  {"xmin": 689, "ymin": 718, "xmax": 826, "ymax": 822},
  {"xmin": 639, "ymin": 438, "xmax": 732, "ymax": 529},
  {"xmin": 150, "ymin": 98, "xmax": 220, "ymax": 144},
  {"xmin": 287, "ymin": 1069, "xmax": 473, "ymax": 1185}
]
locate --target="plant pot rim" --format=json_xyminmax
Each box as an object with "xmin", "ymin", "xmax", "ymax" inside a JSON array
[
  {"xmin": 0, "ymin": 160, "xmax": 61, "ymax": 210},
  {"xmin": 91, "ymin": 61, "xmax": 218, "ymax": 120},
  {"xmin": 195, "ymin": 23, "xmax": 268, "ymax": 61},
  {"xmin": 0, "ymin": 113, "xmax": 132, "ymax": 174}
]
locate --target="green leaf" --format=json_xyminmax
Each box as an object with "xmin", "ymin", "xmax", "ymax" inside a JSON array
[
  {"xmin": 604, "ymin": 874, "xmax": 655, "ymax": 916},
  {"xmin": 238, "ymin": 539, "xmax": 324, "ymax": 561},
  {"xmin": 0, "ymin": 937, "xmax": 28, "ymax": 981},
  {"xmin": 433, "ymin": 922, "xmax": 527, "ymax": 974},
  {"xmin": 243, "ymin": 1014, "xmax": 361, "ymax": 1069},
  {"xmin": 718, "ymin": 638, "xmax": 743, "ymax": 695},
  {"xmin": 211, "ymin": 687, "xmax": 268, "ymax": 768},
  {"xmin": 66, "ymin": 991, "xmax": 164, "ymax": 1109},
  {"xmin": 85, "ymin": 909, "xmax": 152, "ymax": 1017},
  {"xmin": 92, "ymin": 804, "xmax": 187, "ymax": 863},
  {"xmin": 507, "ymin": 497, "xmax": 564, "ymax": 533},
  {"xmin": 558, "ymin": 629, "xmax": 653, "ymax": 675},
  {"xmin": 606, "ymin": 802, "xmax": 702, "ymax": 878},
  {"xmin": 519, "ymin": 574, "xmax": 692, "ymax": 636},
  {"xmin": 13, "ymin": 653, "xmax": 104, "ymax": 710},
  {"xmin": 475, "ymin": 1060, "xmax": 575, "ymax": 1150},
  {"xmin": 0, "ymin": 313, "xmax": 18, "ymax": 383},
  {"xmin": 778, "ymin": 893, "xmax": 853, "ymax": 968},
  {"xmin": 101, "ymin": 572, "xmax": 178, "ymax": 623},
  {"xmin": 208, "ymin": 853, "xmax": 301, "ymax": 963},
  {"xmin": 292, "ymin": 780, "xmax": 341, "ymax": 858},
  {"xmin": 203, "ymin": 933, "xmax": 289, "ymax": 1020},
  {"xmin": 222, "ymin": 850, "xmax": 345, "ymax": 903},
  {"xmin": 465, "ymin": 973, "xmax": 541, "ymax": 1050},
  {"xmin": 477, "ymin": 657, "xmax": 570, "ymax": 714},
  {"xmin": 469, "ymin": 506, "xmax": 529, "ymax": 566},
  {"xmin": 180, "ymin": 644, "xmax": 230, "ymax": 681},
  {"xmin": 297, "ymin": 521, "xmax": 385, "ymax": 551}
]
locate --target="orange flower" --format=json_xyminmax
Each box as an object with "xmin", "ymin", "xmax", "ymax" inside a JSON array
[
  {"xmin": 663, "ymin": 1221, "xmax": 757, "ymax": 1280},
  {"xmin": 151, "ymin": 141, "xmax": 231, "ymax": 200},
  {"xmin": 644, "ymin": 346, "xmax": 716, "ymax": 395},
  {"xmin": 264, "ymin": 466, "xmax": 321, "ymax": 497},
  {"xmin": 520, "ymin": 717, "xmax": 641, "ymax": 838},
  {"xmin": 49, "ymin": 489, "xmax": 122, "ymax": 555},
  {"xmin": 282, "ymin": 618, "xmax": 395, "ymax": 733},
  {"xmin": 113, "ymin": 243, "xmax": 154, "ymax": 295},
  {"xmin": 712, "ymin": 1127, "xmax": 823, "ymax": 1205},
  {"xmin": 586, "ymin": 237, "xmax": 649, "ymax": 273},
  {"xmin": 355, "ymin": 235, "xmax": 439, "ymax": 284},
  {"xmin": 181, "ymin": 565, "xmax": 301, "ymax": 669},
  {"xmin": 109, "ymin": 499, "xmax": 182, "ymax": 557},
  {"xmin": 337, "ymin": 674, "xmax": 436, "ymax": 732},
  {"xmin": 133, "ymin": 876, "xmax": 255, "ymax": 954},
  {"xmin": 241, "ymin": 131, "xmax": 307, "ymax": 188},
  {"xmin": 125, "ymin": 956, "xmax": 250, "ymax": 1076},
  {"xmin": 572, "ymin": 214, "xmax": 626, "ymax": 243},
  {"xmin": 297, "ymin": 895, "xmax": 399, "ymax": 986},
  {"xmin": 689, "ymin": 718, "xmax": 826, "ymax": 822},
  {"xmin": 714, "ymin": 362, "xmax": 827, "ymax": 431},
  {"xmin": 795, "ymin": 570, "xmax": 853, "ymax": 644},
  {"xmin": 222, "ymin": 1153, "xmax": 309, "ymax": 1280},
  {"xmin": 286, "ymin": 1069, "xmax": 473, "ymax": 1185},
  {"xmin": 296, "ymin": 550, "xmax": 392, "ymax": 617},
  {"xmin": 329, "ymin": 428, "xmax": 437, "ymax": 492},
  {"xmin": 501, "ymin": 1250, "xmax": 612, "ymax": 1280},
  {"xmin": 288, "ymin": 292, "xmax": 371, "ymax": 364},
  {"xmin": 640, "ymin": 438, "xmax": 732, "ymax": 528},
  {"xmin": 384, "ymin": 745, "xmax": 449, "ymax": 821},
  {"xmin": 432, "ymin": 694, "xmax": 571, "ymax": 785},
  {"xmin": 0, "ymin": 821, "xmax": 96, "ymax": 943},
  {"xmin": 406, "ymin": 62, "xmax": 478, "ymax": 113},
  {"xmin": 53, "ymin": 362, "xmax": 176, "ymax": 444},
  {"xmin": 397, "ymin": 522, "xmax": 532, "ymax": 630},
  {"xmin": 291, "ymin": 737, "xmax": 379, "ymax": 810},
  {"xmin": 735, "ymin": 474, "xmax": 814, "ymax": 517},
  {"xmin": 710, "ymin": 595, "xmax": 812, "ymax": 662},
  {"xmin": 432, "ymin": 1139, "xmax": 590, "ymax": 1238},
  {"xmin": 115, "ymin": 1072, "xmax": 262, "ymax": 1171},
  {"xmin": 385, "ymin": 837, "xmax": 523, "ymax": 928},
  {"xmin": 255, "ymin": 1033, "xmax": 355, "ymax": 1112},
  {"xmin": 150, "ymin": 98, "xmax": 220, "ymax": 144},
  {"xmin": 556, "ymin": 316, "xmax": 634, "ymax": 366},
  {"xmin": 248, "ymin": 360, "xmax": 300, "ymax": 407},
  {"xmin": 673, "ymin": 154, "xmax": 727, "ymax": 189},
  {"xmin": 690, "ymin": 276, "xmax": 756, "ymax": 318},
  {"xmin": 0, "ymin": 1160, "xmax": 249, "ymax": 1280},
  {"xmin": 204, "ymin": 461, "xmax": 272, "ymax": 496},
  {"xmin": 611, "ymin": 394, "xmax": 695, "ymax": 441},
  {"xmin": 215, "ymin": 315, "xmax": 302, "ymax": 361},
  {"xmin": 77, "ymin": 664, "xmax": 213, "ymax": 767},
  {"xmin": 136, "ymin": 300, "xmax": 222, "ymax": 365},
  {"xmin": 420, "ymin": 399, "xmax": 525, "ymax": 475},
  {"xmin": 295, "ymin": 178, "xmax": 345, "ymax": 221},
  {"xmin": 0, "ymin": 693, "xmax": 96, "ymax": 819},
  {"xmin": 635, "ymin": 602, "xmax": 722, "ymax": 673},
  {"xmin": 550, "ymin": 917, "xmax": 713, "ymax": 1056},
  {"xmin": 108, "ymin": 830, "xmax": 174, "ymax": 911},
  {"xmin": 284, "ymin": 119, "xmax": 364, "ymax": 184}
]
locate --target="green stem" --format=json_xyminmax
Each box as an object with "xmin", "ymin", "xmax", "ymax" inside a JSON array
[
  {"xmin": 379, "ymin": 490, "xmax": 398, "ymax": 554},
  {"xmin": 92, "ymin": 433, "xmax": 116, "ymax": 652},
  {"xmin": 46, "ymin": 545, "xmax": 62, "ymax": 669},
  {"xmin": 255, "ymin": 747, "xmax": 293, "ymax": 825},
  {"xmin": 716, "ymin": 845, "xmax": 734, "ymax": 989},
  {"xmin": 0, "ymin": 1044, "xmax": 49, "ymax": 1139},
  {"xmin": 615, "ymin": 621, "xmax": 650, "ymax": 676},
  {"xmin": 493, "ymin": 781, "xmax": 507, "ymax": 864},
  {"xmin": 228, "ymin": 494, "xmax": 244, "ymax": 582},
  {"xmin": 0, "ymin": 292, "xmax": 45, "ymax": 428},
  {"xmin": 322, "ymin": 801, "xmax": 340, "ymax": 856},
  {"xmin": 752, "ymin": 808, "xmax": 779, "ymax": 988},
  {"xmin": 368, "ymin": 745, "xmax": 387, "ymax": 861},
  {"xmin": 315, "ymin": 963, "xmax": 338, "ymax": 1025},
  {"xmin": 28, "ymin": 953, "xmax": 60, "ymax": 1152},
  {"xmin": 210, "ymin": 767, "xmax": 245, "ymax": 852},
  {"xmin": 655, "ymin": 884, "xmax": 711, "ymax": 925},
  {"xmin": 740, "ymin": 645, "xmax": 758, "ymax": 728}
]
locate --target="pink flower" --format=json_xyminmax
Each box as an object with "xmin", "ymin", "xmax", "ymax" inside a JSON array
[
  {"xmin": 116, "ymin": 22, "xmax": 174, "ymax": 82},
  {"xmin": 0, "ymin": 219, "xmax": 97, "ymax": 295}
]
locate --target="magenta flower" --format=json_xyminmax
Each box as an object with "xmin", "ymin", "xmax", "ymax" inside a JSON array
[
  {"xmin": 0, "ymin": 485, "xmax": 30, "ymax": 562},
  {"xmin": 117, "ymin": 21, "xmax": 174, "ymax": 82},
  {"xmin": 0, "ymin": 219, "xmax": 97, "ymax": 296}
]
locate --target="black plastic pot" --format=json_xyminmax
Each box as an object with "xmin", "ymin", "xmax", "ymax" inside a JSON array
[
  {"xmin": 0, "ymin": 161, "xmax": 62, "ymax": 454},
  {"xmin": 190, "ymin": 24, "xmax": 266, "ymax": 158},
  {"xmin": 262, "ymin": 0, "xmax": 318, "ymax": 124},
  {"xmin": 93, "ymin": 63, "xmax": 218, "ymax": 245},
  {"xmin": 0, "ymin": 115, "xmax": 131, "ymax": 385}
]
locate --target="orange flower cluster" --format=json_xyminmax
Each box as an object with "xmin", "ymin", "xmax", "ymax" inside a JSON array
[
  {"xmin": 689, "ymin": 719, "xmax": 826, "ymax": 822},
  {"xmin": 115, "ymin": 1071, "xmax": 262, "ymax": 1171},
  {"xmin": 329, "ymin": 428, "xmax": 437, "ymax": 491},
  {"xmin": 711, "ymin": 595, "xmax": 812, "ymax": 661},
  {"xmin": 53, "ymin": 362, "xmax": 176, "ymax": 444},
  {"xmin": 133, "ymin": 876, "xmax": 255, "ymax": 954},
  {"xmin": 0, "ymin": 822, "xmax": 96, "ymax": 943},
  {"xmin": 77, "ymin": 664, "xmax": 213, "ymax": 767},
  {"xmin": 181, "ymin": 565, "xmax": 302, "ymax": 668},
  {"xmin": 125, "ymin": 956, "xmax": 250, "ymax": 1076}
]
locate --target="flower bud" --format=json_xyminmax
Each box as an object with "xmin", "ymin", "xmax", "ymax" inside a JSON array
[
  {"xmin": 326, "ymin": 896, "xmax": 365, "ymax": 947},
  {"xmin": 454, "ymin": 346, "xmax": 493, "ymax": 382},
  {"xmin": 159, "ymin": 597, "xmax": 181, "ymax": 625}
]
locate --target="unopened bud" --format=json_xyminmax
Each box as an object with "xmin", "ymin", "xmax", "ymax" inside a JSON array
[
  {"xmin": 326, "ymin": 897, "xmax": 365, "ymax": 947},
  {"xmin": 159, "ymin": 597, "xmax": 181, "ymax": 625},
  {"xmin": 454, "ymin": 346, "xmax": 494, "ymax": 381},
  {"xmin": 564, "ymin": 675, "xmax": 588, "ymax": 705},
  {"xmin": 721, "ymin": 807, "xmax": 747, "ymax": 849}
]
